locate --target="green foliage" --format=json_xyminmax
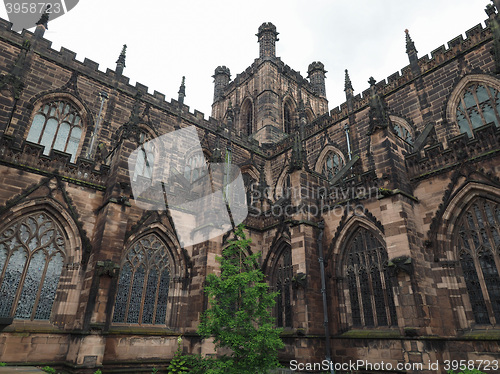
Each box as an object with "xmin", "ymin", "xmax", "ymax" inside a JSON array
[
  {"xmin": 42, "ymin": 367, "xmax": 56, "ymax": 374},
  {"xmin": 94, "ymin": 370, "xmax": 102, "ymax": 374},
  {"xmin": 198, "ymin": 225, "xmax": 284, "ymax": 374},
  {"xmin": 151, "ymin": 368, "xmax": 159, "ymax": 374},
  {"xmin": 167, "ymin": 337, "xmax": 189, "ymax": 374},
  {"xmin": 0, "ymin": 362, "xmax": 6, "ymax": 367},
  {"xmin": 447, "ymin": 370, "xmax": 487, "ymax": 374}
]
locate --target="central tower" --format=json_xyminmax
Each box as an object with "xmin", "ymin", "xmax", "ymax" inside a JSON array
[{"xmin": 211, "ymin": 23, "xmax": 329, "ymax": 145}]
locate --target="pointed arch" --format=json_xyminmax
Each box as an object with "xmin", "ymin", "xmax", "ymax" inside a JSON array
[
  {"xmin": 334, "ymin": 218, "xmax": 397, "ymax": 329},
  {"xmin": 0, "ymin": 199, "xmax": 82, "ymax": 322},
  {"xmin": 275, "ymin": 166, "xmax": 291, "ymax": 200},
  {"xmin": 112, "ymin": 225, "xmax": 186, "ymax": 327},
  {"xmin": 265, "ymin": 237, "xmax": 293, "ymax": 328},
  {"xmin": 434, "ymin": 182, "xmax": 500, "ymax": 327},
  {"xmin": 314, "ymin": 145, "xmax": 346, "ymax": 182},
  {"xmin": 282, "ymin": 96, "xmax": 297, "ymax": 134},
  {"xmin": 240, "ymin": 97, "xmax": 254, "ymax": 136},
  {"xmin": 25, "ymin": 93, "xmax": 89, "ymax": 162},
  {"xmin": 446, "ymin": 74, "xmax": 500, "ymax": 137},
  {"xmin": 389, "ymin": 115, "xmax": 414, "ymax": 144}
]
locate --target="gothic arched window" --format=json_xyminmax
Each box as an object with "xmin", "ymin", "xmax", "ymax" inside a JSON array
[
  {"xmin": 113, "ymin": 233, "xmax": 171, "ymax": 325},
  {"xmin": 343, "ymin": 228, "xmax": 397, "ymax": 327},
  {"xmin": 322, "ymin": 151, "xmax": 344, "ymax": 182},
  {"xmin": 456, "ymin": 83, "xmax": 500, "ymax": 136},
  {"xmin": 183, "ymin": 151, "xmax": 208, "ymax": 183},
  {"xmin": 284, "ymin": 103, "xmax": 293, "ymax": 134},
  {"xmin": 242, "ymin": 173, "xmax": 258, "ymax": 207},
  {"xmin": 133, "ymin": 130, "xmax": 155, "ymax": 182},
  {"xmin": 241, "ymin": 100, "xmax": 253, "ymax": 136},
  {"xmin": 273, "ymin": 245, "xmax": 293, "ymax": 328},
  {"xmin": 456, "ymin": 198, "xmax": 500, "ymax": 325},
  {"xmin": 26, "ymin": 100, "xmax": 84, "ymax": 162},
  {"xmin": 393, "ymin": 123, "xmax": 414, "ymax": 144},
  {"xmin": 0, "ymin": 212, "xmax": 65, "ymax": 320}
]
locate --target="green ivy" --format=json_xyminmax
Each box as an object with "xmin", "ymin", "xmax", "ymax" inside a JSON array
[
  {"xmin": 0, "ymin": 362, "xmax": 6, "ymax": 367},
  {"xmin": 41, "ymin": 367, "xmax": 56, "ymax": 374}
]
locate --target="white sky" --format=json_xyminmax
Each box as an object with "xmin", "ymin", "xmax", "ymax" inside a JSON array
[{"xmin": 0, "ymin": 0, "xmax": 490, "ymax": 118}]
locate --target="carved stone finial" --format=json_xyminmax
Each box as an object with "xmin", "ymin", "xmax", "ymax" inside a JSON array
[
  {"xmin": 367, "ymin": 77, "xmax": 391, "ymax": 134},
  {"xmin": 178, "ymin": 76, "xmax": 186, "ymax": 105},
  {"xmin": 344, "ymin": 69, "xmax": 353, "ymax": 92},
  {"xmin": 115, "ymin": 44, "xmax": 127, "ymax": 76}
]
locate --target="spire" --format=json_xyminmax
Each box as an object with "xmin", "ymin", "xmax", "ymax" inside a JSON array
[
  {"xmin": 178, "ymin": 76, "xmax": 186, "ymax": 105},
  {"xmin": 344, "ymin": 69, "xmax": 353, "ymax": 92},
  {"xmin": 226, "ymin": 101, "xmax": 234, "ymax": 130},
  {"xmin": 405, "ymin": 29, "xmax": 419, "ymax": 67},
  {"xmin": 487, "ymin": 1, "xmax": 500, "ymax": 73},
  {"xmin": 367, "ymin": 77, "xmax": 391, "ymax": 134},
  {"xmin": 115, "ymin": 44, "xmax": 127, "ymax": 76},
  {"xmin": 34, "ymin": 10, "xmax": 49, "ymax": 39},
  {"xmin": 344, "ymin": 69, "xmax": 354, "ymax": 112}
]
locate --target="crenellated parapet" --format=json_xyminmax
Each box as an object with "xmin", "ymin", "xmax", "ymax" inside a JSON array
[
  {"xmin": 406, "ymin": 123, "xmax": 500, "ymax": 180},
  {"xmin": 0, "ymin": 134, "xmax": 110, "ymax": 189},
  {"xmin": 329, "ymin": 20, "xmax": 493, "ymax": 121}
]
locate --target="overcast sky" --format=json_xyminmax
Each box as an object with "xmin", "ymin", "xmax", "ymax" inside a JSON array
[{"xmin": 0, "ymin": 0, "xmax": 489, "ymax": 117}]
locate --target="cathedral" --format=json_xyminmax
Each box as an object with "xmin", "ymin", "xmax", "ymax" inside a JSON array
[{"xmin": 0, "ymin": 2, "xmax": 500, "ymax": 373}]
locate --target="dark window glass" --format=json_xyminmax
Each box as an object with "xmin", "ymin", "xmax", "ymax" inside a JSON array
[
  {"xmin": 0, "ymin": 212, "xmax": 65, "ymax": 320},
  {"xmin": 112, "ymin": 234, "xmax": 171, "ymax": 325},
  {"xmin": 343, "ymin": 228, "xmax": 397, "ymax": 327},
  {"xmin": 26, "ymin": 101, "xmax": 83, "ymax": 162}
]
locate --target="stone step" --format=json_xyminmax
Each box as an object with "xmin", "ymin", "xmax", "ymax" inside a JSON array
[{"xmin": 0, "ymin": 368, "xmax": 44, "ymax": 373}]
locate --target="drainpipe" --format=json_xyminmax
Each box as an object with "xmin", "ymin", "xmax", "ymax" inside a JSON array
[
  {"xmin": 344, "ymin": 123, "xmax": 352, "ymax": 161},
  {"xmin": 318, "ymin": 221, "xmax": 335, "ymax": 374}
]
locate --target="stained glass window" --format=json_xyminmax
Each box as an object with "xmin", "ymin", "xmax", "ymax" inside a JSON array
[
  {"xmin": 112, "ymin": 233, "xmax": 171, "ymax": 325},
  {"xmin": 26, "ymin": 100, "xmax": 83, "ymax": 162},
  {"xmin": 274, "ymin": 245, "xmax": 293, "ymax": 328},
  {"xmin": 322, "ymin": 151, "xmax": 345, "ymax": 182},
  {"xmin": 457, "ymin": 198, "xmax": 500, "ymax": 325},
  {"xmin": 456, "ymin": 83, "xmax": 500, "ymax": 137},
  {"xmin": 343, "ymin": 228, "xmax": 397, "ymax": 327},
  {"xmin": 0, "ymin": 212, "xmax": 66, "ymax": 320}
]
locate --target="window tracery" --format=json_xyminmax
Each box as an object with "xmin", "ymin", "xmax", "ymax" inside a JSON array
[
  {"xmin": 456, "ymin": 198, "xmax": 500, "ymax": 325},
  {"xmin": 393, "ymin": 123, "xmax": 414, "ymax": 144},
  {"xmin": 322, "ymin": 151, "xmax": 344, "ymax": 182},
  {"xmin": 183, "ymin": 151, "xmax": 208, "ymax": 183},
  {"xmin": 0, "ymin": 212, "xmax": 65, "ymax": 320},
  {"xmin": 113, "ymin": 233, "xmax": 171, "ymax": 325},
  {"xmin": 343, "ymin": 228, "xmax": 397, "ymax": 327},
  {"xmin": 26, "ymin": 100, "xmax": 83, "ymax": 162},
  {"xmin": 456, "ymin": 83, "xmax": 500, "ymax": 136},
  {"xmin": 273, "ymin": 245, "xmax": 293, "ymax": 328}
]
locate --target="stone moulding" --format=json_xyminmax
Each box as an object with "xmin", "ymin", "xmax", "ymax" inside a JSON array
[{"xmin": 0, "ymin": 135, "xmax": 109, "ymax": 190}]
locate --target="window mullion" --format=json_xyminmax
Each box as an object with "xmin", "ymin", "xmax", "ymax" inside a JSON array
[{"xmin": 30, "ymin": 253, "xmax": 50, "ymax": 320}]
